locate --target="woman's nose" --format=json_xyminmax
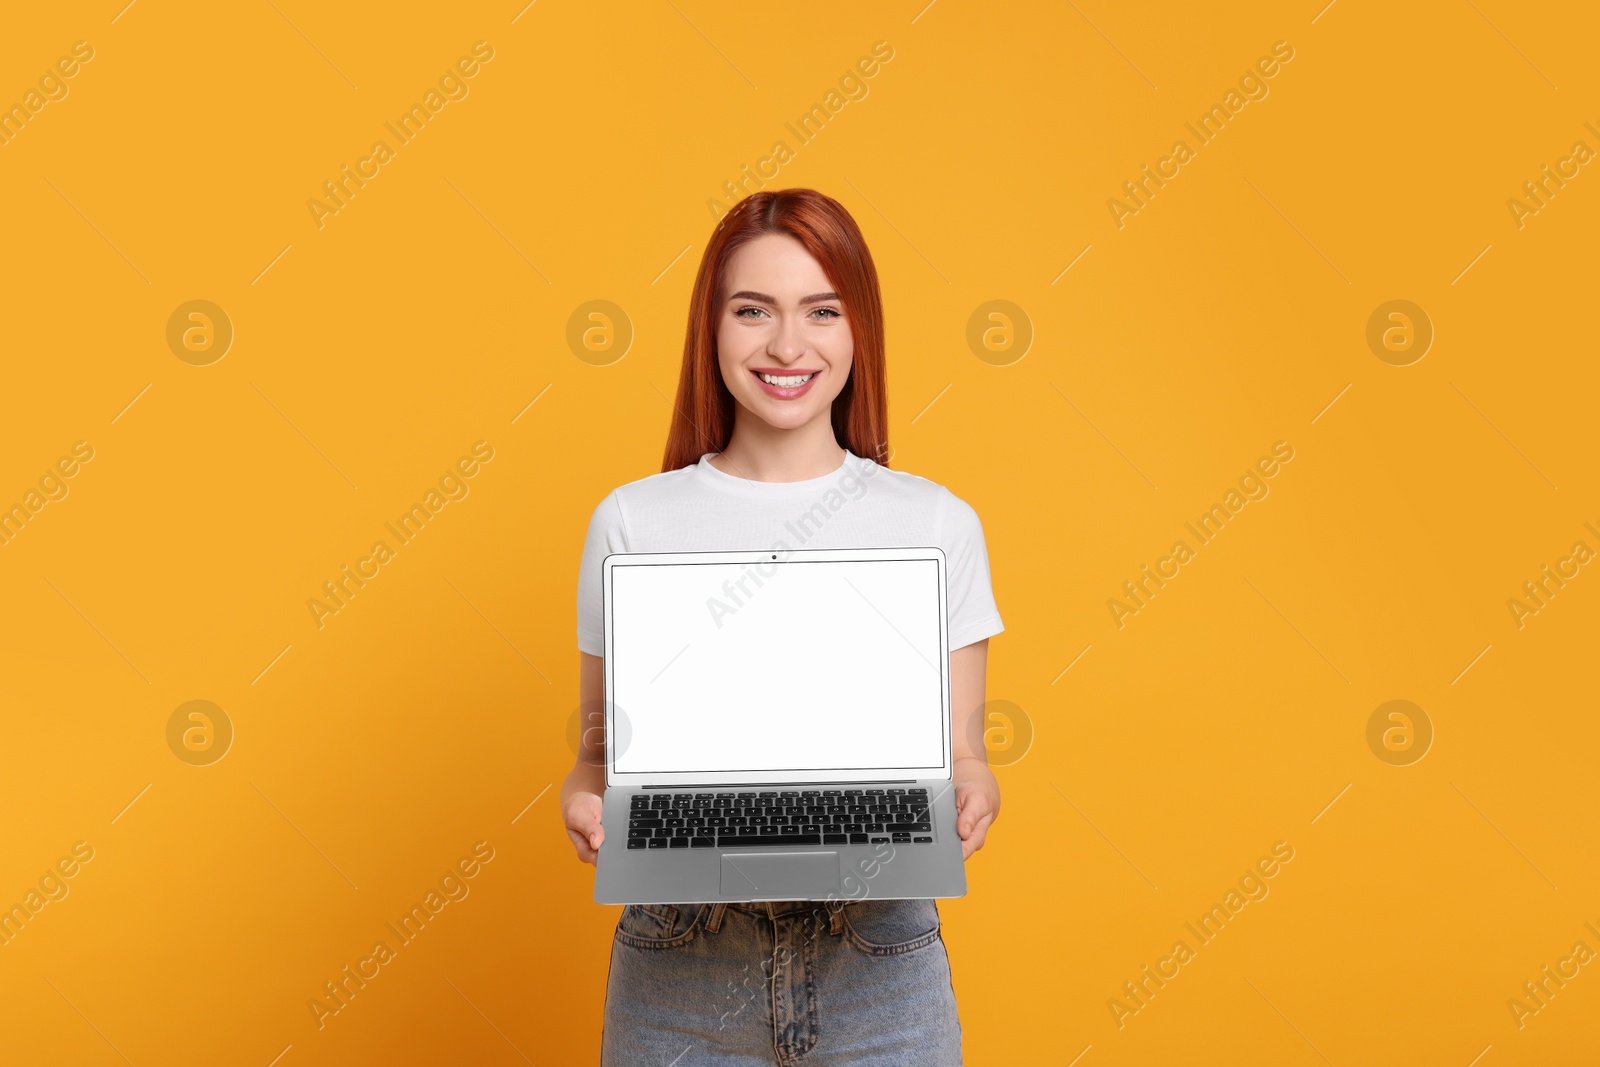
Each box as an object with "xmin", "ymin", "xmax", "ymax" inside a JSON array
[{"xmin": 769, "ymin": 315, "xmax": 804, "ymax": 359}]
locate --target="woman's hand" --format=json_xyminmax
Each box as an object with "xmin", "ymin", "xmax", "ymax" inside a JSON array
[
  {"xmin": 563, "ymin": 791, "xmax": 605, "ymax": 865},
  {"xmin": 953, "ymin": 757, "xmax": 1000, "ymax": 860}
]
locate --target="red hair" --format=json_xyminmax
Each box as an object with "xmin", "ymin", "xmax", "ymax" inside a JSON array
[{"xmin": 660, "ymin": 188, "xmax": 890, "ymax": 473}]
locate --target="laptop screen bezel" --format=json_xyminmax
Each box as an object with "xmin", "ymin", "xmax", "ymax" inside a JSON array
[{"xmin": 600, "ymin": 547, "xmax": 952, "ymax": 788}]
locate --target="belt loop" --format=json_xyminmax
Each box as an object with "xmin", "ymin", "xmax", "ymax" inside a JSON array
[
  {"xmin": 828, "ymin": 899, "xmax": 844, "ymax": 935},
  {"xmin": 705, "ymin": 902, "xmax": 729, "ymax": 933}
]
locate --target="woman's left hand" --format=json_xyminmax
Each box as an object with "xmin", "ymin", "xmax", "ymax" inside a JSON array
[{"xmin": 952, "ymin": 758, "xmax": 1000, "ymax": 860}]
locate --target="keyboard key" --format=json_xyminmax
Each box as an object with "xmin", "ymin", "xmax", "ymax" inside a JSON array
[
  {"xmin": 669, "ymin": 838, "xmax": 688, "ymax": 848},
  {"xmin": 717, "ymin": 834, "xmax": 822, "ymax": 848},
  {"xmin": 647, "ymin": 838, "xmax": 667, "ymax": 849},
  {"xmin": 908, "ymin": 788, "xmax": 927, "ymax": 796},
  {"xmin": 887, "ymin": 788, "xmax": 906, "ymax": 795},
  {"xmin": 759, "ymin": 826, "xmax": 779, "ymax": 836},
  {"xmin": 690, "ymin": 838, "xmax": 713, "ymax": 848},
  {"xmin": 849, "ymin": 833, "xmax": 868, "ymax": 844},
  {"xmin": 887, "ymin": 823, "xmax": 931, "ymax": 833},
  {"xmin": 629, "ymin": 819, "xmax": 663, "ymax": 829},
  {"xmin": 870, "ymin": 836, "xmax": 889, "ymax": 844},
  {"xmin": 780, "ymin": 825, "xmax": 800, "ymax": 835},
  {"xmin": 627, "ymin": 839, "xmax": 646, "ymax": 849},
  {"xmin": 865, "ymin": 789, "xmax": 885, "ymax": 795},
  {"xmin": 864, "ymin": 823, "xmax": 884, "ymax": 833},
  {"xmin": 627, "ymin": 829, "xmax": 652, "ymax": 840},
  {"xmin": 891, "ymin": 832, "xmax": 911, "ymax": 842},
  {"xmin": 913, "ymin": 836, "xmax": 933, "ymax": 843},
  {"xmin": 823, "ymin": 834, "xmax": 847, "ymax": 844}
]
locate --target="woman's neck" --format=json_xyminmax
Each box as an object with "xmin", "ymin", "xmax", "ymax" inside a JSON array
[{"xmin": 710, "ymin": 414, "xmax": 846, "ymax": 482}]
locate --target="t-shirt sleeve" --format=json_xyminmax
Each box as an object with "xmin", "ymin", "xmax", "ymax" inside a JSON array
[
  {"xmin": 938, "ymin": 487, "xmax": 1004, "ymax": 651},
  {"xmin": 576, "ymin": 489, "xmax": 630, "ymax": 657}
]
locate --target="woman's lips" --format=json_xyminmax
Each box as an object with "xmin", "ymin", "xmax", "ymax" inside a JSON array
[{"xmin": 751, "ymin": 368, "xmax": 820, "ymax": 400}]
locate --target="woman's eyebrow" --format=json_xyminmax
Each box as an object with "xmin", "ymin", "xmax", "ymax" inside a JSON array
[{"xmin": 726, "ymin": 290, "xmax": 840, "ymax": 306}]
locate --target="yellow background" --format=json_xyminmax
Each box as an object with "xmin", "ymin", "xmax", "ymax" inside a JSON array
[{"xmin": 2, "ymin": 1, "xmax": 1596, "ymax": 1064}]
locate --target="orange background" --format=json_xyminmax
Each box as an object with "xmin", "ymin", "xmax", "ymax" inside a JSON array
[{"xmin": 2, "ymin": 2, "xmax": 1596, "ymax": 1064}]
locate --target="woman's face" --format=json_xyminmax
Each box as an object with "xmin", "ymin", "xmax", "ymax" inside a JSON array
[{"xmin": 715, "ymin": 233, "xmax": 853, "ymax": 433}]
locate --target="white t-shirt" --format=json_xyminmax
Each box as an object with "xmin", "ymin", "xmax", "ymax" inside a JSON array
[{"xmin": 576, "ymin": 449, "xmax": 1003, "ymax": 657}]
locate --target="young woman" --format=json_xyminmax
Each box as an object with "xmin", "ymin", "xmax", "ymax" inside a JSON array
[{"xmin": 562, "ymin": 188, "xmax": 1004, "ymax": 1066}]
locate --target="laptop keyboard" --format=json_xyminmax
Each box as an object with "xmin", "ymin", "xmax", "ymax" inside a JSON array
[{"xmin": 625, "ymin": 788, "xmax": 933, "ymax": 850}]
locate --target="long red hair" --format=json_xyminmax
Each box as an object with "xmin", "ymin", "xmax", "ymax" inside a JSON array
[{"xmin": 660, "ymin": 188, "xmax": 890, "ymax": 473}]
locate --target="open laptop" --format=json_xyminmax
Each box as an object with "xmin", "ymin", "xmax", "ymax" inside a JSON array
[{"xmin": 592, "ymin": 546, "xmax": 967, "ymax": 904}]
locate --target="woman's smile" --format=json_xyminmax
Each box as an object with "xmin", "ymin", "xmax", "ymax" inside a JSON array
[{"xmin": 750, "ymin": 366, "xmax": 822, "ymax": 399}]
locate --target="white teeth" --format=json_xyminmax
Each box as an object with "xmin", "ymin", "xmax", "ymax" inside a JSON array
[{"xmin": 758, "ymin": 372, "xmax": 814, "ymax": 387}]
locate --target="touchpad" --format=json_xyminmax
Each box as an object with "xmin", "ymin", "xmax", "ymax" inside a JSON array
[{"xmin": 720, "ymin": 851, "xmax": 840, "ymax": 900}]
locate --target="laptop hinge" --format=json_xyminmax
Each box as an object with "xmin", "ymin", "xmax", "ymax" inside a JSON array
[{"xmin": 641, "ymin": 779, "xmax": 920, "ymax": 789}]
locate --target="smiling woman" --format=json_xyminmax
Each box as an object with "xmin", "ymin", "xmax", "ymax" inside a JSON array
[{"xmin": 565, "ymin": 189, "xmax": 1006, "ymax": 1066}]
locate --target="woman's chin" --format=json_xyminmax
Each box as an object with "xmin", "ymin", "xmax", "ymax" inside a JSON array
[{"xmin": 743, "ymin": 402, "xmax": 823, "ymax": 432}]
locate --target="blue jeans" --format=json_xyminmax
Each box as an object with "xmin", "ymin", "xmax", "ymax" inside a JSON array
[{"xmin": 601, "ymin": 898, "xmax": 963, "ymax": 1065}]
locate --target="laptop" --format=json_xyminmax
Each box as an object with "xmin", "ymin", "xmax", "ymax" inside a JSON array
[{"xmin": 592, "ymin": 546, "xmax": 967, "ymax": 904}]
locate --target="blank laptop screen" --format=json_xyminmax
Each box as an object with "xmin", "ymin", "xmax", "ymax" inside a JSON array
[{"xmin": 609, "ymin": 558, "xmax": 945, "ymax": 775}]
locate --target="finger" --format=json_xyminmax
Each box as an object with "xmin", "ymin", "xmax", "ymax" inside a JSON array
[
  {"xmin": 957, "ymin": 798, "xmax": 991, "ymax": 836},
  {"xmin": 961, "ymin": 814, "xmax": 995, "ymax": 858},
  {"xmin": 566, "ymin": 828, "xmax": 598, "ymax": 864}
]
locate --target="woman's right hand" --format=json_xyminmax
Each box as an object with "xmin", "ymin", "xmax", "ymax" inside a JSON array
[{"xmin": 563, "ymin": 791, "xmax": 605, "ymax": 865}]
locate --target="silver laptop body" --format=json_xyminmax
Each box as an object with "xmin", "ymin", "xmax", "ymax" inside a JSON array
[{"xmin": 592, "ymin": 547, "xmax": 967, "ymax": 905}]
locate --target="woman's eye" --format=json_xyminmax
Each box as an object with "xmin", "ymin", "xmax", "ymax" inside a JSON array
[{"xmin": 732, "ymin": 306, "xmax": 840, "ymax": 320}]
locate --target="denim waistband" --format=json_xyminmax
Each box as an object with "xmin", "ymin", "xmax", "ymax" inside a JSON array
[
  {"xmin": 709, "ymin": 899, "xmax": 847, "ymax": 936},
  {"xmin": 725, "ymin": 899, "xmax": 844, "ymax": 919}
]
